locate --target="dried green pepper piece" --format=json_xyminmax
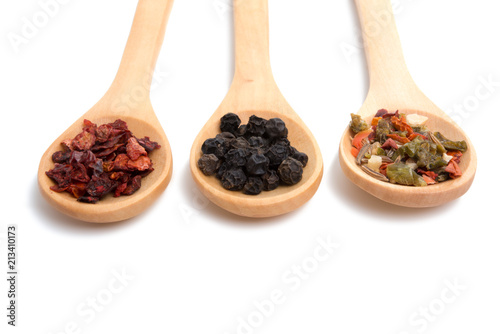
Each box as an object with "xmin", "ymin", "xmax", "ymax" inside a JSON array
[
  {"xmin": 375, "ymin": 118, "xmax": 392, "ymax": 143},
  {"xmin": 428, "ymin": 133, "xmax": 446, "ymax": 155},
  {"xmin": 349, "ymin": 113, "xmax": 369, "ymax": 134},
  {"xmin": 375, "ymin": 147, "xmax": 386, "ymax": 156},
  {"xmin": 411, "ymin": 125, "xmax": 429, "ymax": 133},
  {"xmin": 415, "ymin": 141, "xmax": 447, "ymax": 170},
  {"xmin": 386, "ymin": 162, "xmax": 427, "ymax": 187},
  {"xmin": 433, "ymin": 132, "xmax": 468, "ymax": 152},
  {"xmin": 434, "ymin": 167, "xmax": 451, "ymax": 182},
  {"xmin": 398, "ymin": 137, "xmax": 424, "ymax": 159}
]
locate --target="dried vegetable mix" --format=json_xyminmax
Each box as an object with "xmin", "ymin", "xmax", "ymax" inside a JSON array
[
  {"xmin": 348, "ymin": 109, "xmax": 467, "ymax": 186},
  {"xmin": 198, "ymin": 113, "xmax": 308, "ymax": 195},
  {"xmin": 46, "ymin": 119, "xmax": 160, "ymax": 203}
]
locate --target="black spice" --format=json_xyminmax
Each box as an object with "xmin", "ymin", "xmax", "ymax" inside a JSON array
[{"xmin": 197, "ymin": 113, "xmax": 309, "ymax": 195}]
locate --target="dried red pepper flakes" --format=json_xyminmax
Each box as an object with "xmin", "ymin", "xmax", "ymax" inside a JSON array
[
  {"xmin": 390, "ymin": 115, "xmax": 413, "ymax": 135},
  {"xmin": 445, "ymin": 160, "xmax": 462, "ymax": 179},
  {"xmin": 422, "ymin": 174, "xmax": 437, "ymax": 185},
  {"xmin": 408, "ymin": 132, "xmax": 427, "ymax": 141},
  {"xmin": 45, "ymin": 119, "xmax": 161, "ymax": 204},
  {"xmin": 387, "ymin": 133, "xmax": 410, "ymax": 144},
  {"xmin": 417, "ymin": 169, "xmax": 438, "ymax": 180}
]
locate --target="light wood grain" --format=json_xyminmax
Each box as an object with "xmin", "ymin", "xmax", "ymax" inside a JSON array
[
  {"xmin": 339, "ymin": 0, "xmax": 477, "ymax": 207},
  {"xmin": 190, "ymin": 0, "xmax": 323, "ymax": 218},
  {"xmin": 37, "ymin": 0, "xmax": 175, "ymax": 222}
]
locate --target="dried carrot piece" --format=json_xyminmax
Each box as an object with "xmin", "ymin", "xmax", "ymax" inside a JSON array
[
  {"xmin": 422, "ymin": 175, "xmax": 437, "ymax": 185},
  {"xmin": 387, "ymin": 133, "xmax": 410, "ymax": 144},
  {"xmin": 351, "ymin": 147, "xmax": 360, "ymax": 158},
  {"xmin": 352, "ymin": 129, "xmax": 373, "ymax": 150},
  {"xmin": 371, "ymin": 117, "xmax": 382, "ymax": 126}
]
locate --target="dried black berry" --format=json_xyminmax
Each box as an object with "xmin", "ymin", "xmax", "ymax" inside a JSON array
[
  {"xmin": 248, "ymin": 136, "xmax": 266, "ymax": 148},
  {"xmin": 292, "ymin": 152, "xmax": 308, "ymax": 167},
  {"xmin": 216, "ymin": 132, "xmax": 236, "ymax": 142},
  {"xmin": 198, "ymin": 113, "xmax": 309, "ymax": 195},
  {"xmin": 274, "ymin": 138, "xmax": 290, "ymax": 147},
  {"xmin": 202, "ymin": 138, "xmax": 226, "ymax": 158},
  {"xmin": 246, "ymin": 115, "xmax": 267, "ymax": 137},
  {"xmin": 198, "ymin": 154, "xmax": 220, "ymax": 176},
  {"xmin": 243, "ymin": 177, "xmax": 264, "ymax": 195},
  {"xmin": 216, "ymin": 161, "xmax": 230, "ymax": 180},
  {"xmin": 224, "ymin": 148, "xmax": 247, "ymax": 167},
  {"xmin": 236, "ymin": 124, "xmax": 247, "ymax": 137},
  {"xmin": 262, "ymin": 170, "xmax": 279, "ymax": 191},
  {"xmin": 266, "ymin": 144, "xmax": 289, "ymax": 167},
  {"xmin": 230, "ymin": 137, "xmax": 250, "ymax": 150},
  {"xmin": 265, "ymin": 118, "xmax": 288, "ymax": 139},
  {"xmin": 288, "ymin": 145, "xmax": 298, "ymax": 156},
  {"xmin": 278, "ymin": 158, "xmax": 303, "ymax": 185},
  {"xmin": 220, "ymin": 113, "xmax": 241, "ymax": 134},
  {"xmin": 221, "ymin": 168, "xmax": 247, "ymax": 191},
  {"xmin": 245, "ymin": 154, "xmax": 269, "ymax": 176},
  {"xmin": 247, "ymin": 146, "xmax": 266, "ymax": 156}
]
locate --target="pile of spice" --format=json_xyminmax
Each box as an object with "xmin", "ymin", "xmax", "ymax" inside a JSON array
[
  {"xmin": 349, "ymin": 109, "xmax": 467, "ymax": 186},
  {"xmin": 198, "ymin": 113, "xmax": 308, "ymax": 195},
  {"xmin": 46, "ymin": 119, "xmax": 160, "ymax": 203}
]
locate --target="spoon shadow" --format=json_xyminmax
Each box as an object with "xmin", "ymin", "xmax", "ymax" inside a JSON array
[
  {"xmin": 180, "ymin": 161, "xmax": 302, "ymax": 227},
  {"xmin": 330, "ymin": 153, "xmax": 457, "ymax": 222}
]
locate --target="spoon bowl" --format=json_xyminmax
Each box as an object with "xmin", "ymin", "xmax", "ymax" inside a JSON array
[
  {"xmin": 340, "ymin": 108, "xmax": 476, "ymax": 207},
  {"xmin": 37, "ymin": 0, "xmax": 175, "ymax": 223},
  {"xmin": 191, "ymin": 110, "xmax": 322, "ymax": 218},
  {"xmin": 190, "ymin": 0, "xmax": 323, "ymax": 218},
  {"xmin": 339, "ymin": 0, "xmax": 477, "ymax": 207}
]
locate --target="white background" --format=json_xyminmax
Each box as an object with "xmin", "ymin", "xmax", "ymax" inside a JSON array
[{"xmin": 1, "ymin": 0, "xmax": 499, "ymax": 333}]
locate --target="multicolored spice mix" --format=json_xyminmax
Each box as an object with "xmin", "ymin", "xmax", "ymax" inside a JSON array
[
  {"xmin": 198, "ymin": 113, "xmax": 308, "ymax": 195},
  {"xmin": 46, "ymin": 119, "xmax": 160, "ymax": 203},
  {"xmin": 349, "ymin": 109, "xmax": 467, "ymax": 186}
]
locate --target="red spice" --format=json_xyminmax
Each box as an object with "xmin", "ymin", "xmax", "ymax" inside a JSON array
[
  {"xmin": 422, "ymin": 175, "xmax": 437, "ymax": 185},
  {"xmin": 352, "ymin": 129, "xmax": 373, "ymax": 150},
  {"xmin": 445, "ymin": 160, "xmax": 462, "ymax": 179},
  {"xmin": 45, "ymin": 119, "xmax": 161, "ymax": 203},
  {"xmin": 379, "ymin": 162, "xmax": 391, "ymax": 176},
  {"xmin": 381, "ymin": 138, "xmax": 399, "ymax": 150},
  {"xmin": 387, "ymin": 133, "xmax": 410, "ymax": 144},
  {"xmin": 351, "ymin": 147, "xmax": 360, "ymax": 158},
  {"xmin": 417, "ymin": 169, "xmax": 438, "ymax": 180},
  {"xmin": 390, "ymin": 115, "xmax": 413, "ymax": 135},
  {"xmin": 408, "ymin": 132, "xmax": 427, "ymax": 141}
]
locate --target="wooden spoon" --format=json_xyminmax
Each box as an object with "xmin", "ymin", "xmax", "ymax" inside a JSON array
[
  {"xmin": 37, "ymin": 0, "xmax": 174, "ymax": 223},
  {"xmin": 189, "ymin": 0, "xmax": 323, "ymax": 218},
  {"xmin": 339, "ymin": 0, "xmax": 477, "ymax": 207}
]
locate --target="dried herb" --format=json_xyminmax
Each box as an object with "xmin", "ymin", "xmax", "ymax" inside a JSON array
[
  {"xmin": 349, "ymin": 109, "xmax": 467, "ymax": 187},
  {"xmin": 198, "ymin": 113, "xmax": 308, "ymax": 195},
  {"xmin": 349, "ymin": 113, "xmax": 369, "ymax": 134},
  {"xmin": 46, "ymin": 119, "xmax": 160, "ymax": 203}
]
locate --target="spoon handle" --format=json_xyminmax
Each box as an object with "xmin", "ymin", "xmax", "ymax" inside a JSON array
[
  {"xmin": 233, "ymin": 0, "xmax": 274, "ymax": 85},
  {"xmin": 107, "ymin": 0, "xmax": 174, "ymax": 101},
  {"xmin": 354, "ymin": 0, "xmax": 415, "ymax": 94}
]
